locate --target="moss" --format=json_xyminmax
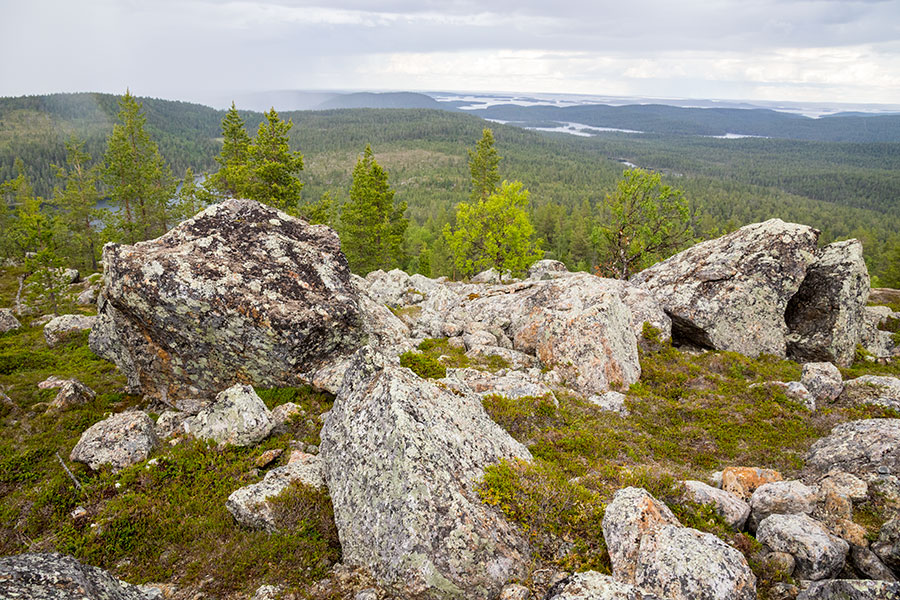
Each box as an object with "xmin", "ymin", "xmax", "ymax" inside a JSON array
[{"xmin": 399, "ymin": 350, "xmax": 447, "ymax": 379}]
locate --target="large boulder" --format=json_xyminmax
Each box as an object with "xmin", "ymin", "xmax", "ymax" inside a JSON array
[
  {"xmin": 44, "ymin": 314, "xmax": 96, "ymax": 347},
  {"xmin": 630, "ymin": 219, "xmax": 818, "ymax": 357},
  {"xmin": 756, "ymin": 513, "xmax": 849, "ymax": 580},
  {"xmin": 0, "ymin": 552, "xmax": 154, "ymax": 599},
  {"xmin": 635, "ymin": 525, "xmax": 756, "ymax": 600},
  {"xmin": 89, "ymin": 199, "xmax": 365, "ymax": 402},
  {"xmin": 797, "ymin": 580, "xmax": 900, "ymax": 600},
  {"xmin": 804, "ymin": 419, "xmax": 900, "ymax": 480},
  {"xmin": 681, "ymin": 480, "xmax": 751, "ymax": 530},
  {"xmin": 872, "ymin": 518, "xmax": 900, "ymax": 572},
  {"xmin": 785, "ymin": 240, "xmax": 869, "ymax": 367},
  {"xmin": 0, "ymin": 308, "xmax": 21, "ymax": 333},
  {"xmin": 545, "ymin": 572, "xmax": 662, "ymax": 600},
  {"xmin": 226, "ymin": 453, "xmax": 324, "ymax": 531},
  {"xmin": 319, "ymin": 347, "xmax": 533, "ymax": 599},
  {"xmin": 70, "ymin": 411, "xmax": 159, "ymax": 472},
  {"xmin": 183, "ymin": 384, "xmax": 274, "ymax": 447},
  {"xmin": 748, "ymin": 480, "xmax": 817, "ymax": 530}
]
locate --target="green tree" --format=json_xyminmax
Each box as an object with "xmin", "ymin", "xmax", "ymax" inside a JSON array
[
  {"xmin": 52, "ymin": 138, "xmax": 101, "ymax": 271},
  {"xmin": 469, "ymin": 128, "xmax": 500, "ymax": 203},
  {"xmin": 0, "ymin": 158, "xmax": 34, "ymax": 259},
  {"xmin": 205, "ymin": 102, "xmax": 251, "ymax": 199},
  {"xmin": 172, "ymin": 167, "xmax": 209, "ymax": 223},
  {"xmin": 299, "ymin": 192, "xmax": 335, "ymax": 226},
  {"xmin": 444, "ymin": 180, "xmax": 542, "ymax": 278},
  {"xmin": 592, "ymin": 168, "xmax": 692, "ymax": 279},
  {"xmin": 244, "ymin": 108, "xmax": 304, "ymax": 213},
  {"xmin": 102, "ymin": 90, "xmax": 176, "ymax": 243},
  {"xmin": 340, "ymin": 145, "xmax": 408, "ymax": 274}
]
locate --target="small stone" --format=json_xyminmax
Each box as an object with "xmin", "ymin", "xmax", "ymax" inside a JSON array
[
  {"xmin": 37, "ymin": 375, "xmax": 67, "ymax": 390},
  {"xmin": 354, "ymin": 589, "xmax": 378, "ymax": 600},
  {"xmin": 255, "ymin": 448, "xmax": 284, "ymax": 468},
  {"xmin": 43, "ymin": 314, "xmax": 96, "ymax": 347},
  {"xmin": 499, "ymin": 583, "xmax": 531, "ymax": 600},
  {"xmin": 251, "ymin": 584, "xmax": 285, "ymax": 600},
  {"xmin": 801, "ymin": 362, "xmax": 843, "ymax": 405},
  {"xmin": 155, "ymin": 410, "xmax": 187, "ymax": 440},
  {"xmin": 761, "ymin": 551, "xmax": 795, "ymax": 577},
  {"xmin": 588, "ymin": 391, "xmax": 630, "ymax": 416},
  {"xmin": 749, "ymin": 480, "xmax": 817, "ymax": 530},
  {"xmin": 70, "ymin": 410, "xmax": 160, "ymax": 472},
  {"xmin": 0, "ymin": 308, "xmax": 21, "ymax": 333},
  {"xmin": 70, "ymin": 506, "xmax": 89, "ymax": 522},
  {"xmin": 271, "ymin": 402, "xmax": 303, "ymax": 428},
  {"xmin": 49, "ymin": 379, "xmax": 96, "ymax": 410},
  {"xmin": 756, "ymin": 513, "xmax": 849, "ymax": 580},
  {"xmin": 818, "ymin": 471, "xmax": 868, "ymax": 502}
]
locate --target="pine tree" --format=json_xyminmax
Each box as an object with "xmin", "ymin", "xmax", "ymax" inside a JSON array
[
  {"xmin": 52, "ymin": 138, "xmax": 101, "ymax": 272},
  {"xmin": 172, "ymin": 167, "xmax": 208, "ymax": 222},
  {"xmin": 340, "ymin": 145, "xmax": 408, "ymax": 274},
  {"xmin": 468, "ymin": 128, "xmax": 501, "ymax": 203},
  {"xmin": 102, "ymin": 90, "xmax": 176, "ymax": 244},
  {"xmin": 206, "ymin": 102, "xmax": 251, "ymax": 199},
  {"xmin": 245, "ymin": 108, "xmax": 304, "ymax": 213},
  {"xmin": 0, "ymin": 158, "xmax": 33, "ymax": 260}
]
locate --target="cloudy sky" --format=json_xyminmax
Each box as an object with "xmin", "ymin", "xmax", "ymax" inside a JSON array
[{"xmin": 2, "ymin": 0, "xmax": 899, "ymax": 106}]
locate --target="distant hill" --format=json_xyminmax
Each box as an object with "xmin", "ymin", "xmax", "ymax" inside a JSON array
[{"xmin": 315, "ymin": 92, "xmax": 446, "ymax": 110}]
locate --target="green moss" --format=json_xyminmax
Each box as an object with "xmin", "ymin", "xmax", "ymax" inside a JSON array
[{"xmin": 399, "ymin": 350, "xmax": 447, "ymax": 379}]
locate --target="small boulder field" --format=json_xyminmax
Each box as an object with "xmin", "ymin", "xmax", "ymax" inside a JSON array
[{"xmin": 2, "ymin": 200, "xmax": 900, "ymax": 600}]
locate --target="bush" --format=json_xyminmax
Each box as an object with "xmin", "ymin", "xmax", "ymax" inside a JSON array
[{"xmin": 399, "ymin": 351, "xmax": 447, "ymax": 379}]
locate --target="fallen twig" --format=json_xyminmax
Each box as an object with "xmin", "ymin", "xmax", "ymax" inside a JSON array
[{"xmin": 55, "ymin": 451, "xmax": 82, "ymax": 491}]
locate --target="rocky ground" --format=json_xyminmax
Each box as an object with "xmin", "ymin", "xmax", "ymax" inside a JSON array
[{"xmin": 2, "ymin": 200, "xmax": 900, "ymax": 600}]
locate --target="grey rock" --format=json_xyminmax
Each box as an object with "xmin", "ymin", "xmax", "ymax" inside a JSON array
[
  {"xmin": 471, "ymin": 268, "xmax": 503, "ymax": 283},
  {"xmin": 271, "ymin": 402, "xmax": 303, "ymax": 428},
  {"xmin": 635, "ymin": 525, "xmax": 757, "ymax": 600},
  {"xmin": 796, "ymin": 580, "xmax": 900, "ymax": 600},
  {"xmin": 801, "ymin": 362, "xmax": 843, "ymax": 405},
  {"xmin": 464, "ymin": 345, "xmax": 539, "ymax": 369},
  {"xmin": 850, "ymin": 545, "xmax": 896, "ymax": 582},
  {"xmin": 601, "ymin": 487, "xmax": 681, "ymax": 584},
  {"xmin": 353, "ymin": 279, "xmax": 416, "ymax": 358},
  {"xmin": 527, "ymin": 259, "xmax": 569, "ymax": 280},
  {"xmin": 785, "ymin": 239, "xmax": 870, "ymax": 367},
  {"xmin": 70, "ymin": 410, "xmax": 159, "ymax": 472},
  {"xmin": 681, "ymin": 479, "xmax": 751, "ymax": 530},
  {"xmin": 44, "ymin": 314, "xmax": 96, "ymax": 347},
  {"xmin": 226, "ymin": 453, "xmax": 324, "ymax": 531},
  {"xmin": 0, "ymin": 308, "xmax": 21, "ymax": 333},
  {"xmin": 840, "ymin": 375, "xmax": 900, "ymax": 410},
  {"xmin": 50, "ymin": 379, "xmax": 96, "ymax": 410},
  {"xmin": 805, "ymin": 419, "xmax": 900, "ymax": 480},
  {"xmin": 89, "ymin": 199, "xmax": 365, "ymax": 402},
  {"xmin": 154, "ymin": 410, "xmax": 187, "ymax": 439},
  {"xmin": 498, "ymin": 583, "xmax": 531, "ymax": 600},
  {"xmin": 756, "ymin": 513, "xmax": 849, "ymax": 580},
  {"xmin": 320, "ymin": 347, "xmax": 533, "ymax": 600},
  {"xmin": 631, "ymin": 219, "xmax": 819, "ymax": 357},
  {"xmin": 183, "ymin": 384, "xmax": 274, "ymax": 447},
  {"xmin": 817, "ymin": 471, "xmax": 868, "ymax": 503},
  {"xmin": 76, "ymin": 287, "xmax": 97, "ymax": 306},
  {"xmin": 760, "ymin": 551, "xmax": 796, "ymax": 577},
  {"xmin": 751, "ymin": 381, "xmax": 815, "ymax": 411},
  {"xmin": 545, "ymin": 571, "xmax": 662, "ymax": 600},
  {"xmin": 860, "ymin": 306, "xmax": 900, "ymax": 359},
  {"xmin": 251, "ymin": 584, "xmax": 285, "ymax": 600},
  {"xmin": 443, "ymin": 368, "xmax": 553, "ymax": 400},
  {"xmin": 589, "ymin": 391, "xmax": 630, "ymax": 416},
  {"xmin": 749, "ymin": 480, "xmax": 817, "ymax": 530},
  {"xmin": 872, "ymin": 518, "xmax": 900, "ymax": 572},
  {"xmin": 0, "ymin": 552, "xmax": 153, "ymax": 599}
]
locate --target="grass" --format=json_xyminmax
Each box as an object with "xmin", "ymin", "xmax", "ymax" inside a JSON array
[{"xmin": 399, "ymin": 337, "xmax": 512, "ymax": 378}]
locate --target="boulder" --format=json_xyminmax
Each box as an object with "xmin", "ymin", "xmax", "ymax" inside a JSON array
[
  {"xmin": 756, "ymin": 513, "xmax": 849, "ymax": 580},
  {"xmin": 751, "ymin": 381, "xmax": 815, "ymax": 410},
  {"xmin": 499, "ymin": 583, "xmax": 532, "ymax": 600},
  {"xmin": 0, "ymin": 308, "xmax": 21, "ymax": 333},
  {"xmin": 796, "ymin": 580, "xmax": 900, "ymax": 600},
  {"xmin": 545, "ymin": 572, "xmax": 662, "ymax": 600},
  {"xmin": 43, "ymin": 314, "xmax": 96, "ymax": 347},
  {"xmin": 70, "ymin": 410, "xmax": 160, "ymax": 472},
  {"xmin": 850, "ymin": 546, "xmax": 896, "ymax": 582},
  {"xmin": 635, "ymin": 525, "xmax": 756, "ymax": 600},
  {"xmin": 801, "ymin": 362, "xmax": 843, "ymax": 405},
  {"xmin": 839, "ymin": 375, "xmax": 900, "ymax": 410},
  {"xmin": 226, "ymin": 453, "xmax": 324, "ymax": 531},
  {"xmin": 89, "ymin": 199, "xmax": 365, "ymax": 402},
  {"xmin": 785, "ymin": 240, "xmax": 869, "ymax": 367},
  {"xmin": 444, "ymin": 368, "xmax": 553, "ymax": 400},
  {"xmin": 0, "ymin": 552, "xmax": 153, "ymax": 599},
  {"xmin": 154, "ymin": 410, "xmax": 187, "ymax": 439},
  {"xmin": 319, "ymin": 347, "xmax": 533, "ymax": 599},
  {"xmin": 804, "ymin": 419, "xmax": 900, "ymax": 480},
  {"xmin": 471, "ymin": 268, "xmax": 503, "ymax": 284},
  {"xmin": 49, "ymin": 379, "xmax": 96, "ymax": 410},
  {"xmin": 589, "ymin": 391, "xmax": 629, "ymax": 416},
  {"xmin": 721, "ymin": 466, "xmax": 783, "ymax": 500},
  {"xmin": 749, "ymin": 480, "xmax": 817, "ymax": 530},
  {"xmin": 630, "ymin": 219, "xmax": 818, "ymax": 357},
  {"xmin": 352, "ymin": 279, "xmax": 416, "ymax": 358},
  {"xmin": 872, "ymin": 518, "xmax": 900, "ymax": 572},
  {"xmin": 681, "ymin": 480, "xmax": 751, "ymax": 530},
  {"xmin": 527, "ymin": 259, "xmax": 569, "ymax": 280},
  {"xmin": 76, "ymin": 287, "xmax": 97, "ymax": 306},
  {"xmin": 183, "ymin": 384, "xmax": 274, "ymax": 447},
  {"xmin": 859, "ymin": 307, "xmax": 899, "ymax": 359},
  {"xmin": 601, "ymin": 487, "xmax": 681, "ymax": 583},
  {"xmin": 818, "ymin": 471, "xmax": 868, "ymax": 503}
]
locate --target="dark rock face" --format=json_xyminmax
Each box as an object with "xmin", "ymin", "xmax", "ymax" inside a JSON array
[
  {"xmin": 89, "ymin": 199, "xmax": 365, "ymax": 402},
  {"xmin": 0, "ymin": 553, "xmax": 152, "ymax": 599},
  {"xmin": 631, "ymin": 219, "xmax": 819, "ymax": 357},
  {"xmin": 320, "ymin": 347, "xmax": 532, "ymax": 600},
  {"xmin": 785, "ymin": 240, "xmax": 869, "ymax": 367}
]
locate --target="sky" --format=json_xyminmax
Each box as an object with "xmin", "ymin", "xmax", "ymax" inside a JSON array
[{"xmin": 2, "ymin": 0, "xmax": 899, "ymax": 106}]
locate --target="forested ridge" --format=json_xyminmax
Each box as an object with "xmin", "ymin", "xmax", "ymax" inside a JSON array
[{"xmin": 1, "ymin": 92, "xmax": 898, "ymax": 284}]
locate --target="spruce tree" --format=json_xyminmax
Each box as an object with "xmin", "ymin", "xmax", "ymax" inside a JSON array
[
  {"xmin": 52, "ymin": 138, "xmax": 101, "ymax": 271},
  {"xmin": 245, "ymin": 108, "xmax": 304, "ymax": 213},
  {"xmin": 340, "ymin": 145, "xmax": 408, "ymax": 274},
  {"xmin": 206, "ymin": 102, "xmax": 251, "ymax": 199},
  {"xmin": 468, "ymin": 128, "xmax": 501, "ymax": 203}
]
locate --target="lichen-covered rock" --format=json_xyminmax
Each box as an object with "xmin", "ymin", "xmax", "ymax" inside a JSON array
[
  {"xmin": 797, "ymin": 579, "xmax": 900, "ymax": 600},
  {"xmin": 681, "ymin": 480, "xmax": 751, "ymax": 530},
  {"xmin": 527, "ymin": 259, "xmax": 569, "ymax": 280},
  {"xmin": 183, "ymin": 384, "xmax": 274, "ymax": 447},
  {"xmin": 749, "ymin": 480, "xmax": 817, "ymax": 530},
  {"xmin": 817, "ymin": 471, "xmax": 868, "ymax": 503},
  {"xmin": 443, "ymin": 368, "xmax": 553, "ymax": 400},
  {"xmin": 498, "ymin": 583, "xmax": 531, "ymax": 600},
  {"xmin": 635, "ymin": 525, "xmax": 756, "ymax": 600},
  {"xmin": 319, "ymin": 347, "xmax": 533, "ymax": 599},
  {"xmin": 801, "ymin": 362, "xmax": 843, "ymax": 405},
  {"xmin": 226, "ymin": 453, "xmax": 324, "ymax": 531},
  {"xmin": 0, "ymin": 552, "xmax": 153, "ymax": 599},
  {"xmin": 804, "ymin": 419, "xmax": 900, "ymax": 480},
  {"xmin": 872, "ymin": 518, "xmax": 900, "ymax": 572},
  {"xmin": 850, "ymin": 546, "xmax": 897, "ymax": 582},
  {"xmin": 50, "ymin": 379, "xmax": 96, "ymax": 410},
  {"xmin": 353, "ymin": 278, "xmax": 416, "ymax": 358},
  {"xmin": 70, "ymin": 411, "xmax": 159, "ymax": 472},
  {"xmin": 545, "ymin": 571, "xmax": 662, "ymax": 600},
  {"xmin": 589, "ymin": 391, "xmax": 629, "ymax": 416},
  {"xmin": 44, "ymin": 314, "xmax": 96, "ymax": 347},
  {"xmin": 89, "ymin": 199, "xmax": 365, "ymax": 402},
  {"xmin": 631, "ymin": 219, "xmax": 818, "ymax": 357},
  {"xmin": 601, "ymin": 487, "xmax": 681, "ymax": 583},
  {"xmin": 154, "ymin": 410, "xmax": 187, "ymax": 439},
  {"xmin": 756, "ymin": 513, "xmax": 849, "ymax": 580},
  {"xmin": 76, "ymin": 287, "xmax": 97, "ymax": 306},
  {"xmin": 860, "ymin": 306, "xmax": 900, "ymax": 359},
  {"xmin": 785, "ymin": 240, "xmax": 869, "ymax": 367},
  {"xmin": 0, "ymin": 308, "xmax": 21, "ymax": 333},
  {"xmin": 721, "ymin": 466, "xmax": 783, "ymax": 500},
  {"xmin": 839, "ymin": 375, "xmax": 900, "ymax": 410}
]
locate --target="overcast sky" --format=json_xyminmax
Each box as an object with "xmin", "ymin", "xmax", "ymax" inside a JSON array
[{"xmin": 2, "ymin": 0, "xmax": 899, "ymax": 106}]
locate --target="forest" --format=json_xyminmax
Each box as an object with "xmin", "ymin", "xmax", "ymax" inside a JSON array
[{"xmin": 1, "ymin": 92, "xmax": 898, "ymax": 288}]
